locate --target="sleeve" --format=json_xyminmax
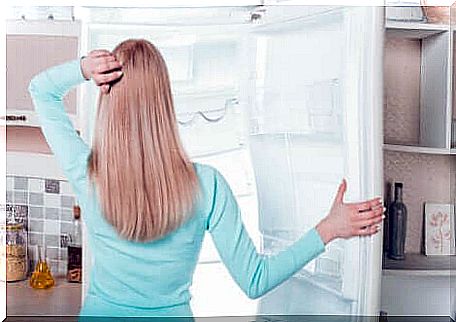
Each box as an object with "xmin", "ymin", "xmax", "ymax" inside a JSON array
[
  {"xmin": 206, "ymin": 168, "xmax": 326, "ymax": 299},
  {"xmin": 28, "ymin": 59, "xmax": 91, "ymax": 198}
]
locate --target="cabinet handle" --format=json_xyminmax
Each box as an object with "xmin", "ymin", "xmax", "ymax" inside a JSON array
[{"xmin": 4, "ymin": 115, "xmax": 27, "ymax": 122}]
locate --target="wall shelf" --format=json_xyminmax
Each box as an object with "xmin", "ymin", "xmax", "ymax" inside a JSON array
[
  {"xmin": 383, "ymin": 253, "xmax": 456, "ymax": 277},
  {"xmin": 383, "ymin": 144, "xmax": 453, "ymax": 155},
  {"xmin": 385, "ymin": 21, "xmax": 449, "ymax": 39},
  {"xmin": 383, "ymin": 269, "xmax": 456, "ymax": 277}
]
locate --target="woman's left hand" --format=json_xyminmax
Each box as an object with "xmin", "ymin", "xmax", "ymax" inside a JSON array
[{"xmin": 316, "ymin": 179, "xmax": 385, "ymax": 244}]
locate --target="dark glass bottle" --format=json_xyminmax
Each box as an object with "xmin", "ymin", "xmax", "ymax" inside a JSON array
[
  {"xmin": 67, "ymin": 205, "xmax": 82, "ymax": 283},
  {"xmin": 387, "ymin": 182, "xmax": 407, "ymax": 260}
]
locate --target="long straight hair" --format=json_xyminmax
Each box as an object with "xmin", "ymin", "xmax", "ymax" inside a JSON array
[{"xmin": 88, "ymin": 39, "xmax": 198, "ymax": 242}]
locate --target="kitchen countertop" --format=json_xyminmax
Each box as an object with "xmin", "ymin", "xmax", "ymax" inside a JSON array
[{"xmin": 7, "ymin": 274, "xmax": 82, "ymax": 317}]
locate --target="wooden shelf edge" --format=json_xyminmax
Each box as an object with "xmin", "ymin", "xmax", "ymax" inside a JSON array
[{"xmin": 383, "ymin": 144, "xmax": 452, "ymax": 155}]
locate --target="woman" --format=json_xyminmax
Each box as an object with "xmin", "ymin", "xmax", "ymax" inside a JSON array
[{"xmin": 29, "ymin": 39, "xmax": 384, "ymax": 319}]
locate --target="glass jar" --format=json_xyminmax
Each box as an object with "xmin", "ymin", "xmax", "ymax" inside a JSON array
[{"xmin": 0, "ymin": 223, "xmax": 28, "ymax": 282}]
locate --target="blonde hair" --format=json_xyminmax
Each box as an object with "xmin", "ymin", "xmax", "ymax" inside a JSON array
[{"xmin": 88, "ymin": 39, "xmax": 198, "ymax": 242}]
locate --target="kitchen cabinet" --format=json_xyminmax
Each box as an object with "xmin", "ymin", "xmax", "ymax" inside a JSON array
[
  {"xmin": 6, "ymin": 20, "xmax": 81, "ymax": 130},
  {"xmin": 78, "ymin": 5, "xmax": 383, "ymax": 317},
  {"xmin": 6, "ymin": 127, "xmax": 51, "ymax": 155}
]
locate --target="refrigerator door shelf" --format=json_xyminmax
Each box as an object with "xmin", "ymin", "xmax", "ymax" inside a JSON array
[{"xmin": 262, "ymin": 233, "xmax": 344, "ymax": 281}]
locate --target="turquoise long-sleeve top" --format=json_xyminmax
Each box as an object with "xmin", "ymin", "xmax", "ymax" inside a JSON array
[{"xmin": 28, "ymin": 59, "xmax": 326, "ymax": 318}]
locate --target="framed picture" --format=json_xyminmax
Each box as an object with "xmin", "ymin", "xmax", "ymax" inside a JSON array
[{"xmin": 424, "ymin": 203, "xmax": 455, "ymax": 256}]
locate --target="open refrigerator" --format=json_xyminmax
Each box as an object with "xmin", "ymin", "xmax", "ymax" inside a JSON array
[{"xmin": 76, "ymin": 4, "xmax": 384, "ymax": 317}]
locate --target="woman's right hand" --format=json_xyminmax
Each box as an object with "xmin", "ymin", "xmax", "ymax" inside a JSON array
[
  {"xmin": 316, "ymin": 179, "xmax": 385, "ymax": 245},
  {"xmin": 80, "ymin": 49, "xmax": 123, "ymax": 94}
]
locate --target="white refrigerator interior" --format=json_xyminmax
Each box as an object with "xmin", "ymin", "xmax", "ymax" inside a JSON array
[{"xmin": 77, "ymin": 5, "xmax": 383, "ymax": 317}]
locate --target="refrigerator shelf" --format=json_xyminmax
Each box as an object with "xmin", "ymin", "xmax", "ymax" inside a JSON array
[
  {"xmin": 248, "ymin": 132, "xmax": 343, "ymax": 145},
  {"xmin": 292, "ymin": 269, "xmax": 345, "ymax": 300},
  {"xmin": 173, "ymin": 87, "xmax": 238, "ymax": 99},
  {"xmin": 189, "ymin": 145, "xmax": 246, "ymax": 159}
]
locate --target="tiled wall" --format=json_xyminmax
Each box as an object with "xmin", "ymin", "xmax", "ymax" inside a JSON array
[{"xmin": 6, "ymin": 175, "xmax": 78, "ymax": 276}]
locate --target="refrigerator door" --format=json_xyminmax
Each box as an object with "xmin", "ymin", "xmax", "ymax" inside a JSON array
[{"xmin": 246, "ymin": 6, "xmax": 384, "ymax": 316}]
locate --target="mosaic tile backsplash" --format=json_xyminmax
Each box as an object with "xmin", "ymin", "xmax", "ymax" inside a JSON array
[{"xmin": 6, "ymin": 175, "xmax": 78, "ymax": 276}]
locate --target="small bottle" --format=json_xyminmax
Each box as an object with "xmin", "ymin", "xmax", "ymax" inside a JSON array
[
  {"xmin": 67, "ymin": 205, "xmax": 82, "ymax": 283},
  {"xmin": 387, "ymin": 182, "xmax": 408, "ymax": 260}
]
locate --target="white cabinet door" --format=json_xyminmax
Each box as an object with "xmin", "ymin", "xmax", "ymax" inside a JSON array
[{"xmin": 246, "ymin": 6, "xmax": 384, "ymax": 316}]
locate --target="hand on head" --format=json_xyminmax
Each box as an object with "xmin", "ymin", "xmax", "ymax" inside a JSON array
[
  {"xmin": 80, "ymin": 49, "xmax": 123, "ymax": 94},
  {"xmin": 316, "ymin": 179, "xmax": 385, "ymax": 245}
]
